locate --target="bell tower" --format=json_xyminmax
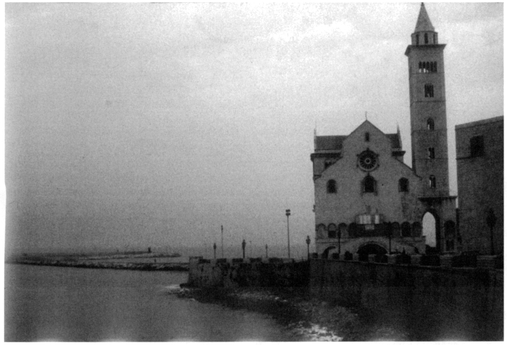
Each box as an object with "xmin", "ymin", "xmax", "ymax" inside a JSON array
[
  {"xmin": 405, "ymin": 2, "xmax": 450, "ymax": 197},
  {"xmin": 405, "ymin": 3, "xmax": 457, "ymax": 253}
]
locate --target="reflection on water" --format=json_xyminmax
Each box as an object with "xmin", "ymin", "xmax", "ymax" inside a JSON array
[{"xmin": 5, "ymin": 264, "xmax": 296, "ymax": 341}]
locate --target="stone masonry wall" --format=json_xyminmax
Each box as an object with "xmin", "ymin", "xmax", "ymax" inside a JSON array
[
  {"xmin": 456, "ymin": 116, "xmax": 503, "ymax": 254},
  {"xmin": 310, "ymin": 257, "xmax": 503, "ymax": 340},
  {"xmin": 187, "ymin": 257, "xmax": 309, "ymax": 288}
]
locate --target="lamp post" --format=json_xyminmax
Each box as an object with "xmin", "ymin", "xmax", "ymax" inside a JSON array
[
  {"xmin": 286, "ymin": 209, "xmax": 291, "ymax": 258},
  {"xmin": 486, "ymin": 208, "xmax": 497, "ymax": 255},
  {"xmin": 306, "ymin": 235, "xmax": 311, "ymax": 260},
  {"xmin": 213, "ymin": 242, "xmax": 217, "ymax": 259},
  {"xmin": 221, "ymin": 225, "xmax": 224, "ymax": 258},
  {"xmin": 242, "ymin": 239, "xmax": 246, "ymax": 259}
]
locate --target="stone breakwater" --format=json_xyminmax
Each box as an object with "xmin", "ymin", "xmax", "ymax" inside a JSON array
[{"xmin": 10, "ymin": 255, "xmax": 189, "ymax": 271}]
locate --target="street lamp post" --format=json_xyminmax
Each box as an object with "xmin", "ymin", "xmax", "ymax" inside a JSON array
[
  {"xmin": 213, "ymin": 242, "xmax": 217, "ymax": 259},
  {"xmin": 221, "ymin": 225, "xmax": 224, "ymax": 258},
  {"xmin": 242, "ymin": 239, "xmax": 246, "ymax": 259},
  {"xmin": 286, "ymin": 209, "xmax": 291, "ymax": 258},
  {"xmin": 486, "ymin": 208, "xmax": 497, "ymax": 255},
  {"xmin": 306, "ymin": 235, "xmax": 311, "ymax": 260}
]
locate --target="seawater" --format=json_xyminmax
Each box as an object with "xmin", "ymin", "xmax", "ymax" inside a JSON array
[{"xmin": 5, "ymin": 264, "xmax": 297, "ymax": 341}]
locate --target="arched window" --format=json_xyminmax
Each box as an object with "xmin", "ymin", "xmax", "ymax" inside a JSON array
[
  {"xmin": 401, "ymin": 222, "xmax": 412, "ymax": 237},
  {"xmin": 328, "ymin": 223, "xmax": 337, "ymax": 239},
  {"xmin": 327, "ymin": 180, "xmax": 337, "ymax": 194},
  {"xmin": 412, "ymin": 222, "xmax": 422, "ymax": 237},
  {"xmin": 365, "ymin": 132, "xmax": 370, "ymax": 142},
  {"xmin": 428, "ymin": 147, "xmax": 435, "ymax": 159},
  {"xmin": 362, "ymin": 175, "xmax": 377, "ymax": 194},
  {"xmin": 316, "ymin": 224, "xmax": 326, "ymax": 240},
  {"xmin": 391, "ymin": 222, "xmax": 401, "ymax": 237},
  {"xmin": 416, "ymin": 34, "xmax": 419, "ymax": 45},
  {"xmin": 424, "ymin": 84, "xmax": 434, "ymax": 97},
  {"xmin": 427, "ymin": 118, "xmax": 435, "ymax": 130},
  {"xmin": 424, "ymin": 33, "xmax": 428, "ymax": 44},
  {"xmin": 338, "ymin": 223, "xmax": 348, "ymax": 238},
  {"xmin": 399, "ymin": 178, "xmax": 409, "ymax": 192},
  {"xmin": 429, "ymin": 175, "xmax": 436, "ymax": 189}
]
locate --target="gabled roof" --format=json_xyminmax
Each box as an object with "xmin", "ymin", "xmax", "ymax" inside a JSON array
[
  {"xmin": 314, "ymin": 120, "xmax": 402, "ymax": 151},
  {"xmin": 414, "ymin": 3, "xmax": 435, "ymax": 32}
]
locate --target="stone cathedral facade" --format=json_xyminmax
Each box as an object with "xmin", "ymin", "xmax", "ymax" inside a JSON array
[{"xmin": 311, "ymin": 3, "xmax": 457, "ymax": 257}]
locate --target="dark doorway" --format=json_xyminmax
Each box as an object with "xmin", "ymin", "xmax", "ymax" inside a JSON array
[{"xmin": 357, "ymin": 243, "xmax": 387, "ymax": 261}]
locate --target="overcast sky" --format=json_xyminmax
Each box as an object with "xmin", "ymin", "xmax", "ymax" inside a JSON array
[{"xmin": 5, "ymin": 2, "xmax": 503, "ymax": 255}]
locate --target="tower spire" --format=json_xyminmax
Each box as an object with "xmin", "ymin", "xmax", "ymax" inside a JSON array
[{"xmin": 414, "ymin": 3, "xmax": 435, "ymax": 33}]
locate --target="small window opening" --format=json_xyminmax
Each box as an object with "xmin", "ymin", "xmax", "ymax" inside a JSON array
[
  {"xmin": 327, "ymin": 180, "xmax": 337, "ymax": 194},
  {"xmin": 427, "ymin": 118, "xmax": 435, "ymax": 130},
  {"xmin": 428, "ymin": 147, "xmax": 435, "ymax": 159},
  {"xmin": 470, "ymin": 135, "xmax": 484, "ymax": 157},
  {"xmin": 429, "ymin": 175, "xmax": 436, "ymax": 189},
  {"xmin": 363, "ymin": 175, "xmax": 376, "ymax": 194},
  {"xmin": 399, "ymin": 178, "xmax": 409, "ymax": 192},
  {"xmin": 424, "ymin": 84, "xmax": 434, "ymax": 98},
  {"xmin": 328, "ymin": 224, "xmax": 337, "ymax": 239},
  {"xmin": 424, "ymin": 33, "xmax": 428, "ymax": 44},
  {"xmin": 416, "ymin": 34, "xmax": 419, "ymax": 45},
  {"xmin": 365, "ymin": 132, "xmax": 370, "ymax": 142}
]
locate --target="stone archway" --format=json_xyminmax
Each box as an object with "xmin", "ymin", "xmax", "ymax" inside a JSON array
[
  {"xmin": 357, "ymin": 243, "xmax": 387, "ymax": 261},
  {"xmin": 322, "ymin": 246, "xmax": 337, "ymax": 259},
  {"xmin": 422, "ymin": 210, "xmax": 441, "ymax": 253}
]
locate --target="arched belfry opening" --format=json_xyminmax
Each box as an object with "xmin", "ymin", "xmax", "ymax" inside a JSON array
[{"xmin": 423, "ymin": 211, "xmax": 440, "ymax": 253}]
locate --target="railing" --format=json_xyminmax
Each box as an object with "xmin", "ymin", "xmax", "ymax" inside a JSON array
[{"xmin": 312, "ymin": 252, "xmax": 503, "ymax": 270}]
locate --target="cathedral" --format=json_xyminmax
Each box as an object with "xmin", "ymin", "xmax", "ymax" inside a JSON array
[{"xmin": 311, "ymin": 3, "xmax": 457, "ymax": 258}]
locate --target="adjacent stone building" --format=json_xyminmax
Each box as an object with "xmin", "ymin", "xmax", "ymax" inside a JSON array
[
  {"xmin": 311, "ymin": 3, "xmax": 457, "ymax": 257},
  {"xmin": 456, "ymin": 117, "xmax": 504, "ymax": 255}
]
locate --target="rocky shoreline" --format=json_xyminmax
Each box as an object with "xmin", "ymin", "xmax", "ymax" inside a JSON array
[{"xmin": 176, "ymin": 285, "xmax": 408, "ymax": 341}]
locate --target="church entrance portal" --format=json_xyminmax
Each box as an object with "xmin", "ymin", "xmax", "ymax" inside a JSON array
[{"xmin": 357, "ymin": 243, "xmax": 387, "ymax": 261}]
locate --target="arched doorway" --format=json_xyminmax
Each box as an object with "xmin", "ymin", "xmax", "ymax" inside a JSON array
[
  {"xmin": 423, "ymin": 211, "xmax": 440, "ymax": 253},
  {"xmin": 357, "ymin": 243, "xmax": 387, "ymax": 261}
]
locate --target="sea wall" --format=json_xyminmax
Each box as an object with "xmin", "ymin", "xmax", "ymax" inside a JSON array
[
  {"xmin": 310, "ymin": 256, "xmax": 503, "ymax": 340},
  {"xmin": 187, "ymin": 257, "xmax": 309, "ymax": 288}
]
